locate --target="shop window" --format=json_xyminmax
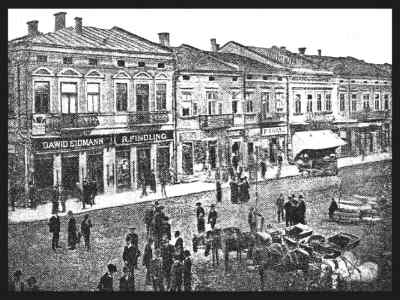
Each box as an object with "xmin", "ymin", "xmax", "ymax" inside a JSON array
[
  {"xmin": 182, "ymin": 142, "xmax": 194, "ymax": 175},
  {"xmin": 61, "ymin": 82, "xmax": 77, "ymax": 114},
  {"xmin": 116, "ymin": 149, "xmax": 131, "ymax": 190},
  {"xmin": 156, "ymin": 83, "xmax": 167, "ymax": 110},
  {"xmin": 34, "ymin": 81, "xmax": 50, "ymax": 114},
  {"xmin": 325, "ymin": 94, "xmax": 331, "ymax": 111},
  {"xmin": 116, "ymin": 82, "xmax": 128, "ymax": 112},
  {"xmin": 87, "ymin": 83, "xmax": 100, "ymax": 112},
  {"xmin": 339, "ymin": 94, "xmax": 345, "ymax": 112},
  {"xmin": 316, "ymin": 94, "xmax": 322, "ymax": 111},
  {"xmin": 295, "ymin": 94, "xmax": 301, "ymax": 114},
  {"xmin": 88, "ymin": 58, "xmax": 98, "ymax": 66}
]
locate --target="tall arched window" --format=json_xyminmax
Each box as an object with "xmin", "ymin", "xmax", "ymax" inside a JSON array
[{"xmin": 295, "ymin": 94, "xmax": 301, "ymax": 114}]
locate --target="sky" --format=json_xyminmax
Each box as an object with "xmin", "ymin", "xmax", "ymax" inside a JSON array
[{"xmin": 8, "ymin": 9, "xmax": 392, "ymax": 64}]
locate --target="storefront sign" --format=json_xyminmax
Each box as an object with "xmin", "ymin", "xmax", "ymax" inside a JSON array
[
  {"xmin": 33, "ymin": 135, "xmax": 113, "ymax": 152},
  {"xmin": 261, "ymin": 126, "xmax": 288, "ymax": 136},
  {"xmin": 32, "ymin": 123, "xmax": 46, "ymax": 135},
  {"xmin": 179, "ymin": 132, "xmax": 198, "ymax": 141},
  {"xmin": 115, "ymin": 130, "xmax": 173, "ymax": 145},
  {"xmin": 247, "ymin": 128, "xmax": 260, "ymax": 137},
  {"xmin": 228, "ymin": 129, "xmax": 244, "ymax": 137}
]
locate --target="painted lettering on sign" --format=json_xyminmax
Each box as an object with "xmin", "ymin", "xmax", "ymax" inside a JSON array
[
  {"xmin": 115, "ymin": 130, "xmax": 173, "ymax": 145},
  {"xmin": 261, "ymin": 126, "xmax": 288, "ymax": 136},
  {"xmin": 41, "ymin": 137, "xmax": 105, "ymax": 150}
]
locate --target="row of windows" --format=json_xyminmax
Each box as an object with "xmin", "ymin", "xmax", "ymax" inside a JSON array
[
  {"xmin": 339, "ymin": 79, "xmax": 389, "ymax": 85},
  {"xmin": 33, "ymin": 81, "xmax": 167, "ymax": 114},
  {"xmin": 37, "ymin": 55, "xmax": 165, "ymax": 69},
  {"xmin": 339, "ymin": 93, "xmax": 390, "ymax": 111},
  {"xmin": 294, "ymin": 94, "xmax": 332, "ymax": 114}
]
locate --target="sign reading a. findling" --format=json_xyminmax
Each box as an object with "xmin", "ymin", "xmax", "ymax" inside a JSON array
[{"xmin": 115, "ymin": 130, "xmax": 173, "ymax": 145}]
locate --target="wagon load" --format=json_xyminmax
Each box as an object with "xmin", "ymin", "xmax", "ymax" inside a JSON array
[
  {"xmin": 333, "ymin": 194, "xmax": 381, "ymax": 224},
  {"xmin": 283, "ymin": 224, "xmax": 313, "ymax": 247}
]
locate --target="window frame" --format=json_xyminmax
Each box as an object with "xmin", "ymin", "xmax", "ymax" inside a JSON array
[
  {"xmin": 33, "ymin": 81, "xmax": 51, "ymax": 114},
  {"xmin": 115, "ymin": 81, "xmax": 129, "ymax": 112},
  {"xmin": 63, "ymin": 57, "xmax": 73, "ymax": 65},
  {"xmin": 325, "ymin": 94, "xmax": 332, "ymax": 111},
  {"xmin": 60, "ymin": 82, "xmax": 78, "ymax": 114},
  {"xmin": 86, "ymin": 82, "xmax": 101, "ymax": 113},
  {"xmin": 294, "ymin": 94, "xmax": 301, "ymax": 114},
  {"xmin": 88, "ymin": 58, "xmax": 98, "ymax": 66},
  {"xmin": 339, "ymin": 94, "xmax": 345, "ymax": 111},
  {"xmin": 316, "ymin": 94, "xmax": 322, "ymax": 111},
  {"xmin": 156, "ymin": 83, "xmax": 167, "ymax": 111},
  {"xmin": 306, "ymin": 94, "xmax": 313, "ymax": 113}
]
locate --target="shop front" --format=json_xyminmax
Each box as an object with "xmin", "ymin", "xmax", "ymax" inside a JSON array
[{"xmin": 259, "ymin": 126, "xmax": 288, "ymax": 164}]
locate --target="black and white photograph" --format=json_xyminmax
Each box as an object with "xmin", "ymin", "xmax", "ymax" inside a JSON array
[{"xmin": 7, "ymin": 8, "xmax": 392, "ymax": 292}]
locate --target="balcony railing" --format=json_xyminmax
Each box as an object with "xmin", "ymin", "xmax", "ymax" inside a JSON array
[
  {"xmin": 258, "ymin": 112, "xmax": 286, "ymax": 124},
  {"xmin": 350, "ymin": 110, "xmax": 391, "ymax": 121},
  {"xmin": 61, "ymin": 113, "xmax": 100, "ymax": 129},
  {"xmin": 128, "ymin": 111, "xmax": 169, "ymax": 125},
  {"xmin": 199, "ymin": 114, "xmax": 234, "ymax": 130},
  {"xmin": 305, "ymin": 112, "xmax": 335, "ymax": 123}
]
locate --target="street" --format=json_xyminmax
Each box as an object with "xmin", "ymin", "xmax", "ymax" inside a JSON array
[{"xmin": 8, "ymin": 160, "xmax": 392, "ymax": 291}]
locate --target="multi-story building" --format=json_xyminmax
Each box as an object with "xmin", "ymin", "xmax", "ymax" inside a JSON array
[{"xmin": 8, "ymin": 12, "xmax": 175, "ymax": 205}]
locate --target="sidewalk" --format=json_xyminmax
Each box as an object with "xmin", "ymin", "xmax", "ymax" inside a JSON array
[{"xmin": 8, "ymin": 152, "xmax": 391, "ymax": 224}]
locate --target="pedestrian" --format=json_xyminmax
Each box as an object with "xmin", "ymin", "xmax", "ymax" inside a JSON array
[
  {"xmin": 143, "ymin": 238, "xmax": 154, "ymax": 286},
  {"xmin": 240, "ymin": 177, "xmax": 250, "ymax": 203},
  {"xmin": 160, "ymin": 170, "xmax": 168, "ymax": 198},
  {"xmin": 122, "ymin": 239, "xmax": 137, "ymax": 290},
  {"xmin": 144, "ymin": 206, "xmax": 154, "ymax": 238},
  {"xmin": 329, "ymin": 198, "xmax": 339, "ymax": 220},
  {"xmin": 170, "ymin": 256, "xmax": 183, "ymax": 291},
  {"xmin": 196, "ymin": 202, "xmax": 206, "ymax": 234},
  {"xmin": 276, "ymin": 193, "xmax": 285, "ymax": 223},
  {"xmin": 174, "ymin": 231, "xmax": 184, "ymax": 260},
  {"xmin": 98, "ymin": 264, "xmax": 117, "ymax": 291},
  {"xmin": 290, "ymin": 195, "xmax": 299, "ymax": 225},
  {"xmin": 67, "ymin": 211, "xmax": 78, "ymax": 250},
  {"xmin": 141, "ymin": 173, "xmax": 148, "ymax": 197},
  {"xmin": 297, "ymin": 194, "xmax": 306, "ymax": 224},
  {"xmin": 81, "ymin": 214, "xmax": 92, "ymax": 250},
  {"xmin": 90, "ymin": 179, "xmax": 97, "ymax": 205},
  {"xmin": 150, "ymin": 249, "xmax": 164, "ymax": 291},
  {"xmin": 248, "ymin": 207, "xmax": 261, "ymax": 232},
  {"xmin": 161, "ymin": 237, "xmax": 175, "ymax": 290},
  {"xmin": 260, "ymin": 160, "xmax": 266, "ymax": 179},
  {"xmin": 59, "ymin": 184, "xmax": 66, "ymax": 213},
  {"xmin": 284, "ymin": 196, "xmax": 293, "ymax": 227},
  {"xmin": 230, "ymin": 178, "xmax": 238, "ymax": 204},
  {"xmin": 48, "ymin": 212, "xmax": 61, "ymax": 251},
  {"xmin": 25, "ymin": 276, "xmax": 39, "ymax": 291},
  {"xmin": 119, "ymin": 266, "xmax": 135, "ymax": 291},
  {"xmin": 126, "ymin": 227, "xmax": 139, "ymax": 249},
  {"xmin": 76, "ymin": 182, "xmax": 85, "ymax": 209},
  {"xmin": 153, "ymin": 208, "xmax": 163, "ymax": 249},
  {"xmin": 208, "ymin": 204, "xmax": 218, "ymax": 230},
  {"xmin": 183, "ymin": 250, "xmax": 192, "ymax": 291},
  {"xmin": 216, "ymin": 180, "xmax": 222, "ymax": 203},
  {"xmin": 150, "ymin": 169, "xmax": 157, "ymax": 193},
  {"xmin": 51, "ymin": 184, "xmax": 59, "ymax": 214},
  {"xmin": 9, "ymin": 270, "xmax": 24, "ymax": 291},
  {"xmin": 28, "ymin": 181, "xmax": 36, "ymax": 209},
  {"xmin": 83, "ymin": 179, "xmax": 91, "ymax": 208}
]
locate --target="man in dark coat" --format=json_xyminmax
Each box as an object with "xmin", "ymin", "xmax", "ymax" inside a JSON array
[
  {"xmin": 276, "ymin": 193, "xmax": 285, "ymax": 223},
  {"xmin": 126, "ymin": 227, "xmax": 139, "ymax": 249},
  {"xmin": 230, "ymin": 178, "xmax": 238, "ymax": 204},
  {"xmin": 123, "ymin": 238, "xmax": 137, "ymax": 285},
  {"xmin": 260, "ymin": 160, "xmax": 266, "ymax": 179},
  {"xmin": 284, "ymin": 196, "xmax": 293, "ymax": 227},
  {"xmin": 174, "ymin": 231, "xmax": 184, "ymax": 260},
  {"xmin": 240, "ymin": 177, "xmax": 250, "ymax": 203},
  {"xmin": 142, "ymin": 238, "xmax": 154, "ymax": 286},
  {"xmin": 153, "ymin": 208, "xmax": 163, "ymax": 249},
  {"xmin": 98, "ymin": 264, "xmax": 117, "ymax": 291},
  {"xmin": 170, "ymin": 256, "xmax": 183, "ymax": 291},
  {"xmin": 216, "ymin": 180, "xmax": 222, "ymax": 203},
  {"xmin": 208, "ymin": 204, "xmax": 218, "ymax": 230},
  {"xmin": 329, "ymin": 198, "xmax": 339, "ymax": 220},
  {"xmin": 83, "ymin": 179, "xmax": 91, "ymax": 207},
  {"xmin": 183, "ymin": 250, "xmax": 192, "ymax": 291},
  {"xmin": 144, "ymin": 207, "xmax": 154, "ymax": 238},
  {"xmin": 290, "ymin": 196, "xmax": 299, "ymax": 225},
  {"xmin": 141, "ymin": 173, "xmax": 148, "ymax": 197},
  {"xmin": 297, "ymin": 194, "xmax": 306, "ymax": 224},
  {"xmin": 161, "ymin": 237, "xmax": 175, "ymax": 290},
  {"xmin": 150, "ymin": 169, "xmax": 157, "ymax": 193},
  {"xmin": 150, "ymin": 249, "xmax": 164, "ymax": 291},
  {"xmin": 196, "ymin": 202, "xmax": 206, "ymax": 233},
  {"xmin": 67, "ymin": 211, "xmax": 78, "ymax": 250},
  {"xmin": 28, "ymin": 182, "xmax": 36, "ymax": 209},
  {"xmin": 51, "ymin": 185, "xmax": 59, "ymax": 214},
  {"xmin": 90, "ymin": 180, "xmax": 97, "ymax": 205},
  {"xmin": 81, "ymin": 214, "xmax": 92, "ymax": 250},
  {"xmin": 119, "ymin": 266, "xmax": 134, "ymax": 291},
  {"xmin": 48, "ymin": 212, "xmax": 61, "ymax": 251}
]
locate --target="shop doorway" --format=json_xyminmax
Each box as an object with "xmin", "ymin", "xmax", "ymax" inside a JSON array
[
  {"xmin": 208, "ymin": 141, "xmax": 217, "ymax": 169},
  {"xmin": 182, "ymin": 142, "xmax": 193, "ymax": 175},
  {"xmin": 157, "ymin": 146, "xmax": 170, "ymax": 180},
  {"xmin": 62, "ymin": 154, "xmax": 79, "ymax": 194},
  {"xmin": 87, "ymin": 153, "xmax": 104, "ymax": 194},
  {"xmin": 34, "ymin": 156, "xmax": 54, "ymax": 189},
  {"xmin": 137, "ymin": 147, "xmax": 151, "ymax": 187},
  {"xmin": 116, "ymin": 148, "xmax": 131, "ymax": 192}
]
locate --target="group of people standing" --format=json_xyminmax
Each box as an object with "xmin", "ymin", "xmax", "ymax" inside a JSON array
[
  {"xmin": 196, "ymin": 202, "xmax": 218, "ymax": 233},
  {"xmin": 76, "ymin": 179, "xmax": 97, "ymax": 209},
  {"xmin": 229, "ymin": 167, "xmax": 250, "ymax": 204},
  {"xmin": 274, "ymin": 193, "xmax": 307, "ymax": 226},
  {"xmin": 139, "ymin": 169, "xmax": 171, "ymax": 199}
]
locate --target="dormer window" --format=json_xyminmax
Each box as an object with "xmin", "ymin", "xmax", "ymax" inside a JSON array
[
  {"xmin": 183, "ymin": 75, "xmax": 190, "ymax": 80},
  {"xmin": 262, "ymin": 75, "xmax": 269, "ymax": 80},
  {"xmin": 138, "ymin": 61, "xmax": 145, "ymax": 67},
  {"xmin": 88, "ymin": 58, "xmax": 98, "ymax": 66},
  {"xmin": 209, "ymin": 76, "xmax": 215, "ymax": 81},
  {"xmin": 158, "ymin": 63, "xmax": 165, "ymax": 68},
  {"xmin": 232, "ymin": 77, "xmax": 238, "ymax": 81},
  {"xmin": 247, "ymin": 75, "xmax": 253, "ymax": 80},
  {"xmin": 351, "ymin": 80, "xmax": 355, "ymax": 83},
  {"xmin": 277, "ymin": 77, "xmax": 283, "ymax": 81},
  {"xmin": 117, "ymin": 60, "xmax": 125, "ymax": 67},
  {"xmin": 63, "ymin": 57, "xmax": 73, "ymax": 65},
  {"xmin": 37, "ymin": 55, "xmax": 47, "ymax": 63}
]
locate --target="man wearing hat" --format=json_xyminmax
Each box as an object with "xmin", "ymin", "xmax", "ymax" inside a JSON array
[
  {"xmin": 297, "ymin": 194, "xmax": 306, "ymax": 225},
  {"xmin": 67, "ymin": 211, "xmax": 78, "ymax": 250},
  {"xmin": 196, "ymin": 202, "xmax": 205, "ymax": 233},
  {"xmin": 284, "ymin": 196, "xmax": 293, "ymax": 227},
  {"xmin": 98, "ymin": 264, "xmax": 117, "ymax": 291},
  {"xmin": 48, "ymin": 211, "xmax": 61, "ymax": 251},
  {"xmin": 126, "ymin": 227, "xmax": 139, "ymax": 249},
  {"xmin": 161, "ymin": 236, "xmax": 175, "ymax": 290},
  {"xmin": 81, "ymin": 214, "xmax": 93, "ymax": 251},
  {"xmin": 9, "ymin": 270, "xmax": 24, "ymax": 291},
  {"xmin": 183, "ymin": 250, "xmax": 192, "ymax": 291},
  {"xmin": 208, "ymin": 204, "xmax": 218, "ymax": 230}
]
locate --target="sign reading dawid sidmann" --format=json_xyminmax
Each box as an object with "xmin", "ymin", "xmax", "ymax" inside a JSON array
[{"xmin": 33, "ymin": 136, "xmax": 113, "ymax": 151}]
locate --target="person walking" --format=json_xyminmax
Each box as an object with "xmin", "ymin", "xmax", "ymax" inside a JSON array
[
  {"xmin": 241, "ymin": 177, "xmax": 250, "ymax": 203},
  {"xmin": 183, "ymin": 250, "xmax": 192, "ymax": 291},
  {"xmin": 81, "ymin": 214, "xmax": 92, "ymax": 251},
  {"xmin": 153, "ymin": 208, "xmax": 163, "ymax": 249},
  {"xmin": 276, "ymin": 193, "xmax": 285, "ymax": 223},
  {"xmin": 283, "ymin": 196, "xmax": 292, "ymax": 227},
  {"xmin": 208, "ymin": 204, "xmax": 218, "ymax": 230},
  {"xmin": 67, "ymin": 211, "xmax": 78, "ymax": 250},
  {"xmin": 196, "ymin": 202, "xmax": 206, "ymax": 234},
  {"xmin": 83, "ymin": 179, "xmax": 91, "ymax": 208},
  {"xmin": 126, "ymin": 227, "xmax": 139, "ymax": 249},
  {"xmin": 161, "ymin": 237, "xmax": 175, "ymax": 290},
  {"xmin": 150, "ymin": 248, "xmax": 164, "ymax": 291},
  {"xmin": 122, "ymin": 239, "xmax": 137, "ymax": 291},
  {"xmin": 160, "ymin": 170, "xmax": 168, "ymax": 198},
  {"xmin": 216, "ymin": 180, "xmax": 222, "ymax": 203},
  {"xmin": 59, "ymin": 184, "xmax": 66, "ymax": 213},
  {"xmin": 89, "ymin": 179, "xmax": 97, "ymax": 206},
  {"xmin": 329, "ymin": 198, "xmax": 339, "ymax": 220},
  {"xmin": 230, "ymin": 178, "xmax": 238, "ymax": 204},
  {"xmin": 25, "ymin": 277, "xmax": 39, "ymax": 291},
  {"xmin": 297, "ymin": 194, "xmax": 306, "ymax": 224},
  {"xmin": 144, "ymin": 206, "xmax": 154, "ymax": 238},
  {"xmin": 174, "ymin": 231, "xmax": 184, "ymax": 260},
  {"xmin": 290, "ymin": 195, "xmax": 299, "ymax": 225},
  {"xmin": 119, "ymin": 266, "xmax": 135, "ymax": 291},
  {"xmin": 98, "ymin": 264, "xmax": 117, "ymax": 291},
  {"xmin": 48, "ymin": 212, "xmax": 61, "ymax": 251},
  {"xmin": 143, "ymin": 238, "xmax": 154, "ymax": 286},
  {"xmin": 9, "ymin": 270, "xmax": 24, "ymax": 291},
  {"xmin": 260, "ymin": 160, "xmax": 266, "ymax": 179},
  {"xmin": 150, "ymin": 169, "xmax": 157, "ymax": 193},
  {"xmin": 141, "ymin": 173, "xmax": 148, "ymax": 197},
  {"xmin": 170, "ymin": 256, "xmax": 183, "ymax": 291}
]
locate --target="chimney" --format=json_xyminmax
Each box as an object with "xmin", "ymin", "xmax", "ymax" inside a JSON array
[
  {"xmin": 318, "ymin": 49, "xmax": 322, "ymax": 56},
  {"xmin": 54, "ymin": 12, "xmax": 66, "ymax": 31},
  {"xmin": 210, "ymin": 38, "xmax": 219, "ymax": 52},
  {"xmin": 74, "ymin": 17, "xmax": 82, "ymax": 34},
  {"xmin": 158, "ymin": 32, "xmax": 170, "ymax": 47},
  {"xmin": 298, "ymin": 47, "xmax": 306, "ymax": 55},
  {"xmin": 27, "ymin": 20, "xmax": 39, "ymax": 37}
]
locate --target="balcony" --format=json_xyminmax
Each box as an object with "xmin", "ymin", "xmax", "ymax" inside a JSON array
[
  {"xmin": 128, "ymin": 111, "xmax": 169, "ymax": 126},
  {"xmin": 258, "ymin": 112, "xmax": 286, "ymax": 124},
  {"xmin": 350, "ymin": 110, "xmax": 391, "ymax": 121},
  {"xmin": 61, "ymin": 113, "xmax": 100, "ymax": 129},
  {"xmin": 199, "ymin": 114, "xmax": 234, "ymax": 130}
]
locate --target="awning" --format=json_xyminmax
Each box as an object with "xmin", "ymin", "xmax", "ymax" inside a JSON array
[{"xmin": 292, "ymin": 130, "xmax": 347, "ymax": 158}]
